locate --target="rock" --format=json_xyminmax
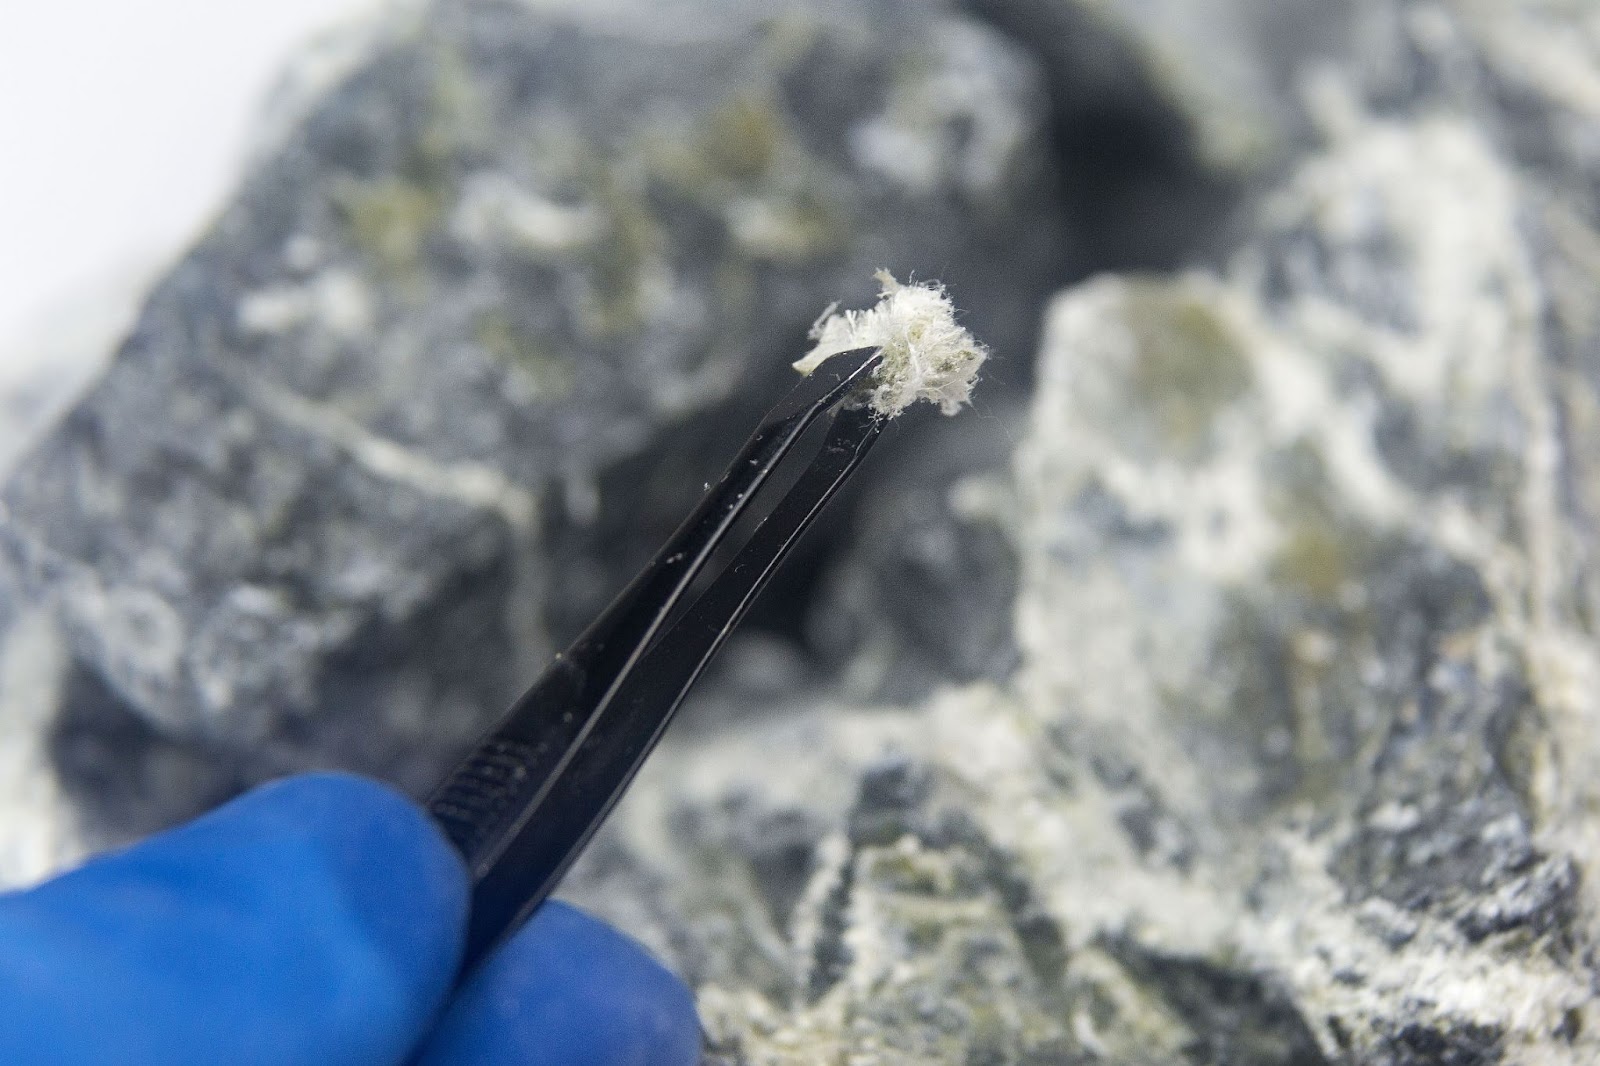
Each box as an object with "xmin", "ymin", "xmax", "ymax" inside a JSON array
[
  {"xmin": 806, "ymin": 406, "xmax": 1022, "ymax": 704},
  {"xmin": 0, "ymin": 287, "xmax": 134, "ymax": 880},
  {"xmin": 3, "ymin": 0, "xmax": 1598, "ymax": 1059},
  {"xmin": 0, "ymin": 604, "xmax": 86, "ymax": 887},
  {"xmin": 0, "ymin": 0, "xmax": 1066, "ymax": 833},
  {"xmin": 567, "ymin": 48, "xmax": 1600, "ymax": 1066},
  {"xmin": 1350, "ymin": 1, "xmax": 1600, "ymax": 220},
  {"xmin": 965, "ymin": 0, "xmax": 1346, "ymax": 178},
  {"xmin": 957, "ymin": 0, "xmax": 1600, "ymax": 274},
  {"xmin": 954, "ymin": 0, "xmax": 1361, "ymax": 273}
]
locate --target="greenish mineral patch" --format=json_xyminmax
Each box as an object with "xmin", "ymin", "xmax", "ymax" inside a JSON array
[
  {"xmin": 701, "ymin": 97, "xmax": 784, "ymax": 184},
  {"xmin": 654, "ymin": 92, "xmax": 846, "ymax": 264},
  {"xmin": 473, "ymin": 311, "xmax": 575, "ymax": 402},
  {"xmin": 1123, "ymin": 281, "xmax": 1254, "ymax": 459},
  {"xmin": 334, "ymin": 176, "xmax": 446, "ymax": 279},
  {"xmin": 583, "ymin": 175, "xmax": 664, "ymax": 339}
]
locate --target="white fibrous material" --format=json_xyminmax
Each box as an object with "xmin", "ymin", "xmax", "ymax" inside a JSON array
[{"xmin": 793, "ymin": 270, "xmax": 987, "ymax": 417}]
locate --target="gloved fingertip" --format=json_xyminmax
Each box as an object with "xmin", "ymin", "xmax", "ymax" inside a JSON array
[
  {"xmin": 0, "ymin": 771, "xmax": 470, "ymax": 1066},
  {"xmin": 231, "ymin": 772, "xmax": 470, "ymax": 972},
  {"xmin": 417, "ymin": 900, "xmax": 701, "ymax": 1066}
]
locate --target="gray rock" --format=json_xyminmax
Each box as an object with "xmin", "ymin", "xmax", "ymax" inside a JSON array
[
  {"xmin": 957, "ymin": 0, "xmax": 1600, "ymax": 275},
  {"xmin": 966, "ymin": 0, "xmax": 1348, "ymax": 177},
  {"xmin": 955, "ymin": 0, "xmax": 1363, "ymax": 274},
  {"xmin": 806, "ymin": 407, "xmax": 1023, "ymax": 704},
  {"xmin": 567, "ymin": 28, "xmax": 1600, "ymax": 1061},
  {"xmin": 0, "ymin": 602, "xmax": 87, "ymax": 886},
  {"xmin": 0, "ymin": 275, "xmax": 133, "ymax": 483},
  {"xmin": 3, "ymin": 0, "xmax": 1598, "ymax": 1060},
  {"xmin": 0, "ymin": 0, "xmax": 1066, "ymax": 826},
  {"xmin": 1352, "ymin": 1, "xmax": 1600, "ymax": 220}
]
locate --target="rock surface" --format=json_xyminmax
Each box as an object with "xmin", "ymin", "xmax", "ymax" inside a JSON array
[
  {"xmin": 805, "ymin": 405, "xmax": 1022, "ymax": 705},
  {"xmin": 3, "ymin": 0, "xmax": 1600, "ymax": 1062},
  {"xmin": 0, "ymin": 0, "xmax": 1064, "ymax": 855},
  {"xmin": 563, "ymin": 6, "xmax": 1600, "ymax": 1061},
  {"xmin": 968, "ymin": 0, "xmax": 1342, "ymax": 178}
]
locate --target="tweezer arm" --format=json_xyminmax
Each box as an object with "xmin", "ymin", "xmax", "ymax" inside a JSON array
[{"xmin": 428, "ymin": 350, "xmax": 882, "ymax": 972}]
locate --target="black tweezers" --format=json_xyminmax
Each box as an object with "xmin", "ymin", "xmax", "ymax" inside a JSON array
[{"xmin": 427, "ymin": 348, "xmax": 884, "ymax": 975}]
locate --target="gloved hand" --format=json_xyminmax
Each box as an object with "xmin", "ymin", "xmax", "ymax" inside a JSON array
[{"xmin": 0, "ymin": 773, "xmax": 702, "ymax": 1066}]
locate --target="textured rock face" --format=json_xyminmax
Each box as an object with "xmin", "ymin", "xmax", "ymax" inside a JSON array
[
  {"xmin": 0, "ymin": 0, "xmax": 1064, "ymax": 850},
  {"xmin": 965, "ymin": 0, "xmax": 1600, "ymax": 188},
  {"xmin": 564, "ymin": 12, "xmax": 1600, "ymax": 1060},
  {"xmin": 967, "ymin": 0, "xmax": 1345, "ymax": 176},
  {"xmin": 806, "ymin": 406, "xmax": 1022, "ymax": 704},
  {"xmin": 963, "ymin": 0, "xmax": 1600, "ymax": 271},
  {"xmin": 3, "ymin": 0, "xmax": 1599, "ymax": 1061}
]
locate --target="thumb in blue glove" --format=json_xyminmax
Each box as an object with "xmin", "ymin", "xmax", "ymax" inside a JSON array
[{"xmin": 0, "ymin": 772, "xmax": 701, "ymax": 1066}]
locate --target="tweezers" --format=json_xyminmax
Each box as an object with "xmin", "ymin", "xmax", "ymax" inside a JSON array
[{"xmin": 427, "ymin": 348, "xmax": 885, "ymax": 975}]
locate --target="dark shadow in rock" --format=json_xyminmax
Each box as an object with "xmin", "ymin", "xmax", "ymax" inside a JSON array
[
  {"xmin": 1380, "ymin": 1019, "xmax": 1504, "ymax": 1066},
  {"xmin": 962, "ymin": 0, "xmax": 1248, "ymax": 276},
  {"xmin": 1105, "ymin": 939, "xmax": 1330, "ymax": 1066},
  {"xmin": 808, "ymin": 405, "xmax": 1024, "ymax": 704},
  {"xmin": 300, "ymin": 552, "xmax": 532, "ymax": 797},
  {"xmin": 49, "ymin": 664, "xmax": 246, "ymax": 849}
]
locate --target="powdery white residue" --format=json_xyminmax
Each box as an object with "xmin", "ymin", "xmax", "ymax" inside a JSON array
[{"xmin": 793, "ymin": 270, "xmax": 987, "ymax": 417}]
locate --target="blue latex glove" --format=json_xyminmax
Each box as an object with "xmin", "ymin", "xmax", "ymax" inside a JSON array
[{"xmin": 0, "ymin": 773, "xmax": 701, "ymax": 1066}]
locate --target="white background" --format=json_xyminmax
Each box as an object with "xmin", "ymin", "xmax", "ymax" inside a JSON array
[{"xmin": 0, "ymin": 0, "xmax": 374, "ymax": 361}]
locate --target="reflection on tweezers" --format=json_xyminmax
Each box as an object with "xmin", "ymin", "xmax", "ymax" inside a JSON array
[{"xmin": 428, "ymin": 348, "xmax": 885, "ymax": 975}]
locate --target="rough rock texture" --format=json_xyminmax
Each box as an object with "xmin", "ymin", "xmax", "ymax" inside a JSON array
[
  {"xmin": 0, "ymin": 0, "xmax": 1064, "ymax": 859},
  {"xmin": 967, "ymin": 0, "xmax": 1346, "ymax": 178},
  {"xmin": 561, "ymin": 7, "xmax": 1600, "ymax": 1060},
  {"xmin": 806, "ymin": 406, "xmax": 1022, "ymax": 705},
  {"xmin": 964, "ymin": 0, "xmax": 1600, "ymax": 273},
  {"xmin": 3, "ymin": 0, "xmax": 1600, "ymax": 1061}
]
